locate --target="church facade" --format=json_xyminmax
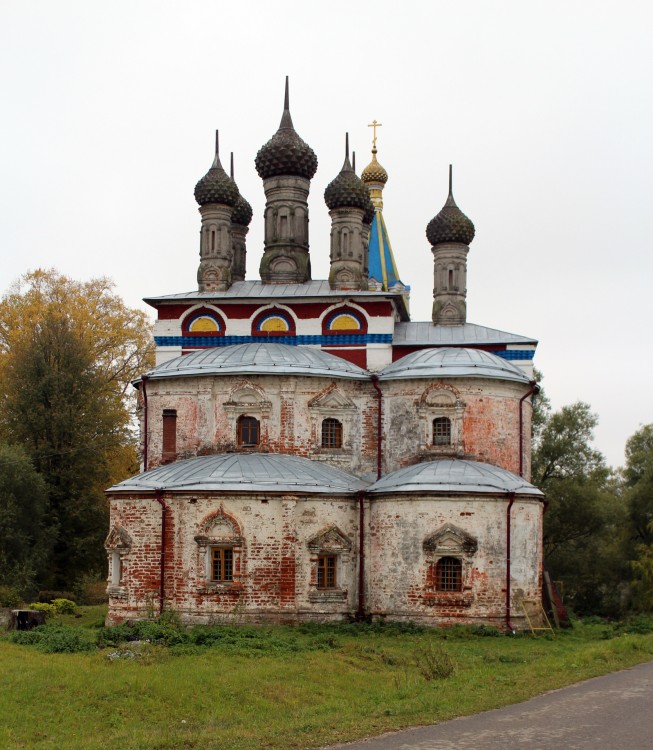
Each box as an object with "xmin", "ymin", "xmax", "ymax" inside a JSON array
[{"xmin": 105, "ymin": 80, "xmax": 544, "ymax": 629}]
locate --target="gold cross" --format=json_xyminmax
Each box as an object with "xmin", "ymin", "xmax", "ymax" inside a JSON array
[{"xmin": 368, "ymin": 119, "xmax": 382, "ymax": 148}]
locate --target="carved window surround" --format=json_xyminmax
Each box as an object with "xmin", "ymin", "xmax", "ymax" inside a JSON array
[
  {"xmin": 422, "ymin": 524, "xmax": 478, "ymax": 607},
  {"xmin": 307, "ymin": 525, "xmax": 352, "ymax": 603},
  {"xmin": 416, "ymin": 384, "xmax": 465, "ymax": 457}
]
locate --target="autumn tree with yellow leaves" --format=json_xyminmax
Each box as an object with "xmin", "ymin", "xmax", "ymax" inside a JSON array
[{"xmin": 0, "ymin": 270, "xmax": 154, "ymax": 593}]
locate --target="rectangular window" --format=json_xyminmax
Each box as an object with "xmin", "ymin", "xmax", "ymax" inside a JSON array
[
  {"xmin": 317, "ymin": 554, "xmax": 337, "ymax": 589},
  {"xmin": 162, "ymin": 409, "xmax": 177, "ymax": 461},
  {"xmin": 211, "ymin": 548, "xmax": 233, "ymax": 582}
]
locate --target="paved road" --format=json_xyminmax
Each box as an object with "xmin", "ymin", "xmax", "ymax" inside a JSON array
[{"xmin": 325, "ymin": 660, "xmax": 653, "ymax": 750}]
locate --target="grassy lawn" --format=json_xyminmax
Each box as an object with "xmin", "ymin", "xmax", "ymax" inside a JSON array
[{"xmin": 2, "ymin": 607, "xmax": 653, "ymax": 750}]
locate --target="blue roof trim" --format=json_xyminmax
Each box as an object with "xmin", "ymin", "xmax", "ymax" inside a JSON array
[
  {"xmin": 493, "ymin": 350, "xmax": 534, "ymax": 361},
  {"xmin": 155, "ymin": 334, "xmax": 393, "ymax": 347}
]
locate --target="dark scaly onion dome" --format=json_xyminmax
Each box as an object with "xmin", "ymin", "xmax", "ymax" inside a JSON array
[
  {"xmin": 361, "ymin": 147, "xmax": 389, "ymax": 185},
  {"xmin": 362, "ymin": 194, "xmax": 375, "ymax": 225},
  {"xmin": 194, "ymin": 132, "xmax": 239, "ymax": 207},
  {"xmin": 229, "ymin": 152, "xmax": 253, "ymax": 227},
  {"xmin": 255, "ymin": 79, "xmax": 318, "ymax": 180},
  {"xmin": 231, "ymin": 193, "xmax": 253, "ymax": 226},
  {"xmin": 324, "ymin": 138, "xmax": 371, "ymax": 211},
  {"xmin": 426, "ymin": 166, "xmax": 475, "ymax": 245}
]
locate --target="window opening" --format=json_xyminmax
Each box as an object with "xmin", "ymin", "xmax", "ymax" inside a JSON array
[
  {"xmin": 211, "ymin": 548, "xmax": 233, "ymax": 582},
  {"xmin": 433, "ymin": 416, "xmax": 451, "ymax": 446},
  {"xmin": 436, "ymin": 557, "xmax": 462, "ymax": 592},
  {"xmin": 321, "ymin": 418, "xmax": 343, "ymax": 449},
  {"xmin": 317, "ymin": 555, "xmax": 337, "ymax": 589},
  {"xmin": 237, "ymin": 415, "xmax": 260, "ymax": 447},
  {"xmin": 162, "ymin": 409, "xmax": 177, "ymax": 461}
]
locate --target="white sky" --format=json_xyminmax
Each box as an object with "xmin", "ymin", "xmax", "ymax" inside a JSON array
[{"xmin": 1, "ymin": 0, "xmax": 651, "ymax": 469}]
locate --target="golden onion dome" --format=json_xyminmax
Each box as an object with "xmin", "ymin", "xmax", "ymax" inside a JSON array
[{"xmin": 361, "ymin": 147, "xmax": 388, "ymax": 186}]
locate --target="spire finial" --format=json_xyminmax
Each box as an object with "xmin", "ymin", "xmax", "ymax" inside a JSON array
[
  {"xmin": 352, "ymin": 151, "xmax": 356, "ymax": 172},
  {"xmin": 230, "ymin": 152, "xmax": 234, "ymax": 179},
  {"xmin": 345, "ymin": 132, "xmax": 349, "ymax": 160},
  {"xmin": 449, "ymin": 164, "xmax": 453, "ymax": 197},
  {"xmin": 279, "ymin": 76, "xmax": 294, "ymax": 130},
  {"xmin": 211, "ymin": 130, "xmax": 223, "ymax": 169}
]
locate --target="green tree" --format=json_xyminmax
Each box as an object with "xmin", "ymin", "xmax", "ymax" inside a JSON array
[
  {"xmin": 623, "ymin": 424, "xmax": 653, "ymax": 610},
  {"xmin": 0, "ymin": 271, "xmax": 153, "ymax": 591},
  {"xmin": 533, "ymin": 399, "xmax": 627, "ymax": 616},
  {"xmin": 1, "ymin": 311, "xmax": 135, "ymax": 588},
  {"xmin": 0, "ymin": 443, "xmax": 51, "ymax": 596}
]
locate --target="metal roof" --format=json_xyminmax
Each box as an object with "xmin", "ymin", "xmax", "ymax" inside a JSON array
[
  {"xmin": 145, "ymin": 280, "xmax": 398, "ymax": 303},
  {"xmin": 392, "ymin": 321, "xmax": 537, "ymax": 346},
  {"xmin": 108, "ymin": 453, "xmax": 368, "ymax": 494},
  {"xmin": 144, "ymin": 342, "xmax": 370, "ymax": 380},
  {"xmin": 379, "ymin": 347, "xmax": 532, "ymax": 383},
  {"xmin": 368, "ymin": 459, "xmax": 543, "ymax": 496}
]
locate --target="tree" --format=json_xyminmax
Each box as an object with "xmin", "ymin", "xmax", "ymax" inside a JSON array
[
  {"xmin": 0, "ymin": 443, "xmax": 51, "ymax": 596},
  {"xmin": 533, "ymin": 397, "xmax": 627, "ymax": 616},
  {"xmin": 0, "ymin": 270, "xmax": 154, "ymax": 590},
  {"xmin": 623, "ymin": 424, "xmax": 653, "ymax": 610},
  {"xmin": 0, "ymin": 269, "xmax": 154, "ymax": 401}
]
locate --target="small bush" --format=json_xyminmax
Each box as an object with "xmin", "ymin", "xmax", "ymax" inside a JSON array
[
  {"xmin": 0, "ymin": 585, "xmax": 21, "ymax": 608},
  {"xmin": 38, "ymin": 591, "xmax": 77, "ymax": 604},
  {"xmin": 26, "ymin": 603, "xmax": 57, "ymax": 619},
  {"xmin": 10, "ymin": 624, "xmax": 95, "ymax": 653},
  {"xmin": 414, "ymin": 642, "xmax": 456, "ymax": 680},
  {"xmin": 52, "ymin": 598, "xmax": 77, "ymax": 615}
]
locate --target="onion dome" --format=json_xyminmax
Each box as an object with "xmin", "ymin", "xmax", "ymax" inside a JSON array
[
  {"xmin": 361, "ymin": 147, "xmax": 389, "ymax": 185},
  {"xmin": 229, "ymin": 153, "xmax": 253, "ymax": 227},
  {"xmin": 194, "ymin": 131, "xmax": 239, "ymax": 207},
  {"xmin": 255, "ymin": 77, "xmax": 318, "ymax": 180},
  {"xmin": 324, "ymin": 135, "xmax": 371, "ymax": 211},
  {"xmin": 426, "ymin": 165, "xmax": 475, "ymax": 246}
]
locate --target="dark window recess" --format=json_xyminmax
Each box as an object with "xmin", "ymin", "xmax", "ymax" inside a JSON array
[
  {"xmin": 436, "ymin": 557, "xmax": 462, "ymax": 592},
  {"xmin": 211, "ymin": 548, "xmax": 233, "ymax": 582},
  {"xmin": 237, "ymin": 415, "xmax": 260, "ymax": 447},
  {"xmin": 321, "ymin": 418, "xmax": 343, "ymax": 449},
  {"xmin": 433, "ymin": 416, "xmax": 452, "ymax": 446},
  {"xmin": 317, "ymin": 554, "xmax": 337, "ymax": 589},
  {"xmin": 162, "ymin": 409, "xmax": 177, "ymax": 461}
]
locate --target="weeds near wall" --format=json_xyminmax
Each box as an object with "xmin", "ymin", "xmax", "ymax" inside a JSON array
[{"xmin": 414, "ymin": 641, "xmax": 456, "ymax": 680}]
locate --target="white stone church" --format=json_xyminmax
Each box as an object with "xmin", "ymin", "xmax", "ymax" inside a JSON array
[{"xmin": 105, "ymin": 80, "xmax": 544, "ymax": 629}]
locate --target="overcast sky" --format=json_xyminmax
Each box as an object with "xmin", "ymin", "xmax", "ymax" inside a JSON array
[{"xmin": 1, "ymin": 0, "xmax": 651, "ymax": 469}]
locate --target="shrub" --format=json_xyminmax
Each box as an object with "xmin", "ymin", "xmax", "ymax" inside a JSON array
[
  {"xmin": 414, "ymin": 642, "xmax": 456, "ymax": 680},
  {"xmin": 10, "ymin": 624, "xmax": 95, "ymax": 653},
  {"xmin": 26, "ymin": 602, "xmax": 57, "ymax": 619},
  {"xmin": 0, "ymin": 585, "xmax": 21, "ymax": 608},
  {"xmin": 38, "ymin": 591, "xmax": 77, "ymax": 604},
  {"xmin": 52, "ymin": 598, "xmax": 77, "ymax": 615}
]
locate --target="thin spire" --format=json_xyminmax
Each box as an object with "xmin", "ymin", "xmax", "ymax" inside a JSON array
[
  {"xmin": 449, "ymin": 164, "xmax": 453, "ymax": 197},
  {"xmin": 230, "ymin": 152, "xmax": 234, "ymax": 179},
  {"xmin": 352, "ymin": 151, "xmax": 356, "ymax": 172},
  {"xmin": 211, "ymin": 130, "xmax": 222, "ymax": 168},
  {"xmin": 341, "ymin": 132, "xmax": 352, "ymax": 171},
  {"xmin": 345, "ymin": 132, "xmax": 349, "ymax": 160},
  {"xmin": 279, "ymin": 75, "xmax": 294, "ymax": 130}
]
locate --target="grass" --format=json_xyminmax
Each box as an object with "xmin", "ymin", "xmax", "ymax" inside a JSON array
[{"xmin": 2, "ymin": 607, "xmax": 653, "ymax": 750}]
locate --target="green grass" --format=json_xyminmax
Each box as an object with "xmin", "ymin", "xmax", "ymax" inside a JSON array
[{"xmin": 2, "ymin": 608, "xmax": 653, "ymax": 750}]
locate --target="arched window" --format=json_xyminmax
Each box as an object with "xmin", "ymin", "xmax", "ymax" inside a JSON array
[
  {"xmin": 433, "ymin": 416, "xmax": 451, "ymax": 446},
  {"xmin": 321, "ymin": 418, "xmax": 343, "ymax": 449},
  {"xmin": 237, "ymin": 416, "xmax": 260, "ymax": 448},
  {"xmin": 436, "ymin": 557, "xmax": 462, "ymax": 592}
]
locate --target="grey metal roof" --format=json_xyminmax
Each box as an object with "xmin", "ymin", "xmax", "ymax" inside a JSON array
[
  {"xmin": 368, "ymin": 459, "xmax": 543, "ymax": 496},
  {"xmin": 392, "ymin": 321, "xmax": 537, "ymax": 346},
  {"xmin": 379, "ymin": 347, "xmax": 532, "ymax": 384},
  {"xmin": 108, "ymin": 453, "xmax": 368, "ymax": 494},
  {"xmin": 144, "ymin": 342, "xmax": 369, "ymax": 380},
  {"xmin": 144, "ymin": 280, "xmax": 399, "ymax": 303}
]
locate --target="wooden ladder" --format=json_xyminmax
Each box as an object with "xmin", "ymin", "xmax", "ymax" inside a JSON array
[{"xmin": 520, "ymin": 597, "xmax": 555, "ymax": 636}]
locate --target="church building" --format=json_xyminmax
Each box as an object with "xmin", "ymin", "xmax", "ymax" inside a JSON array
[{"xmin": 105, "ymin": 80, "xmax": 544, "ymax": 629}]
